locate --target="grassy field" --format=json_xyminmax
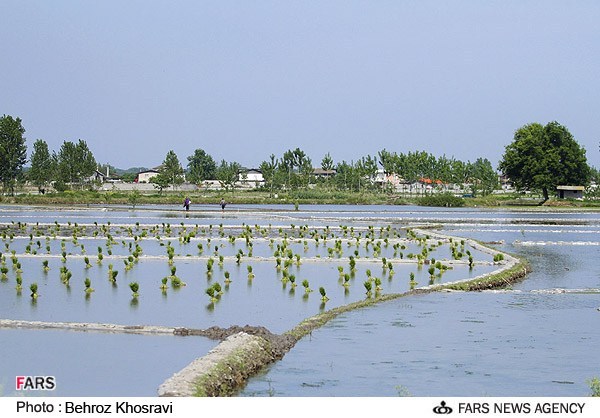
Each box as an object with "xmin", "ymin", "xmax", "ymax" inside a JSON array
[{"xmin": 1, "ymin": 188, "xmax": 599, "ymax": 209}]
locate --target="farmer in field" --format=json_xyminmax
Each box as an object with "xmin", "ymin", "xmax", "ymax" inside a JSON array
[
  {"xmin": 220, "ymin": 198, "xmax": 227, "ymax": 212},
  {"xmin": 183, "ymin": 197, "xmax": 191, "ymax": 211}
]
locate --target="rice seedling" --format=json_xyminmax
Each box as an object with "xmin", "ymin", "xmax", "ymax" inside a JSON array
[
  {"xmin": 0, "ymin": 265, "xmax": 8, "ymax": 281},
  {"xmin": 129, "ymin": 282, "xmax": 139, "ymax": 298},
  {"xmin": 29, "ymin": 282, "xmax": 38, "ymax": 299},
  {"xmin": 363, "ymin": 280, "xmax": 372, "ymax": 298},
  {"xmin": 224, "ymin": 271, "xmax": 231, "ymax": 284},
  {"xmin": 205, "ymin": 285, "xmax": 217, "ymax": 303},
  {"xmin": 247, "ymin": 265, "xmax": 255, "ymax": 279},
  {"xmin": 428, "ymin": 265, "xmax": 436, "ymax": 278},
  {"xmin": 60, "ymin": 267, "xmax": 72, "ymax": 286},
  {"xmin": 302, "ymin": 279, "xmax": 312, "ymax": 293},
  {"xmin": 84, "ymin": 278, "xmax": 94, "ymax": 294},
  {"xmin": 108, "ymin": 265, "xmax": 118, "ymax": 284},
  {"xmin": 160, "ymin": 277, "xmax": 168, "ymax": 291},
  {"xmin": 409, "ymin": 272, "xmax": 417, "ymax": 289},
  {"xmin": 342, "ymin": 273, "xmax": 351, "ymax": 288},
  {"xmin": 374, "ymin": 277, "xmax": 382, "ymax": 293},
  {"xmin": 319, "ymin": 286, "xmax": 329, "ymax": 302},
  {"xmin": 84, "ymin": 257, "xmax": 92, "ymax": 269}
]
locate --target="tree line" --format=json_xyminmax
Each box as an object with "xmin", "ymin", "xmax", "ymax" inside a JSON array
[{"xmin": 1, "ymin": 114, "xmax": 596, "ymax": 199}]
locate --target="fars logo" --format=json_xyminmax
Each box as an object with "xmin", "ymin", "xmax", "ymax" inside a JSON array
[{"xmin": 16, "ymin": 376, "xmax": 56, "ymax": 391}]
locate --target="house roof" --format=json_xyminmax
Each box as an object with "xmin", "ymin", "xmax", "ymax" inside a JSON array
[
  {"xmin": 556, "ymin": 185, "xmax": 585, "ymax": 191},
  {"xmin": 313, "ymin": 168, "xmax": 336, "ymax": 175}
]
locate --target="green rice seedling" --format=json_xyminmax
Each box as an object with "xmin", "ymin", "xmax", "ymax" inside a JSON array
[
  {"xmin": 468, "ymin": 255, "xmax": 474, "ymax": 269},
  {"xmin": 289, "ymin": 275, "xmax": 297, "ymax": 288},
  {"xmin": 319, "ymin": 286, "xmax": 329, "ymax": 302},
  {"xmin": 1, "ymin": 265, "xmax": 9, "ymax": 281},
  {"xmin": 15, "ymin": 275, "xmax": 23, "ymax": 292},
  {"xmin": 160, "ymin": 277, "xmax": 168, "ymax": 290},
  {"xmin": 342, "ymin": 274, "xmax": 351, "ymax": 288},
  {"xmin": 247, "ymin": 265, "xmax": 255, "ymax": 279},
  {"xmin": 107, "ymin": 265, "xmax": 118, "ymax": 284},
  {"xmin": 224, "ymin": 271, "xmax": 231, "ymax": 284},
  {"xmin": 84, "ymin": 257, "xmax": 92, "ymax": 269},
  {"xmin": 337, "ymin": 266, "xmax": 344, "ymax": 277},
  {"xmin": 409, "ymin": 272, "xmax": 417, "ymax": 289},
  {"xmin": 129, "ymin": 282, "xmax": 139, "ymax": 298},
  {"xmin": 374, "ymin": 277, "xmax": 382, "ymax": 292},
  {"xmin": 205, "ymin": 286, "xmax": 217, "ymax": 303},
  {"xmin": 29, "ymin": 282, "xmax": 38, "ymax": 299},
  {"xmin": 428, "ymin": 265, "xmax": 436, "ymax": 278},
  {"xmin": 170, "ymin": 276, "xmax": 185, "ymax": 287},
  {"xmin": 349, "ymin": 256, "xmax": 356, "ymax": 274},
  {"xmin": 84, "ymin": 278, "xmax": 94, "ymax": 294},
  {"xmin": 61, "ymin": 269, "xmax": 72, "ymax": 286},
  {"xmin": 212, "ymin": 282, "xmax": 223, "ymax": 295},
  {"xmin": 302, "ymin": 279, "xmax": 312, "ymax": 293},
  {"xmin": 363, "ymin": 280, "xmax": 372, "ymax": 298}
]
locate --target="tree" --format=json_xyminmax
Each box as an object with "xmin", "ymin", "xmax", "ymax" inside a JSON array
[
  {"xmin": 499, "ymin": 122, "xmax": 591, "ymax": 201},
  {"xmin": 215, "ymin": 159, "xmax": 241, "ymax": 193},
  {"xmin": 152, "ymin": 150, "xmax": 184, "ymax": 191},
  {"xmin": 187, "ymin": 148, "xmax": 216, "ymax": 184},
  {"xmin": 0, "ymin": 115, "xmax": 28, "ymax": 195},
  {"xmin": 28, "ymin": 139, "xmax": 55, "ymax": 193},
  {"xmin": 321, "ymin": 153, "xmax": 334, "ymax": 171},
  {"xmin": 259, "ymin": 154, "xmax": 278, "ymax": 197},
  {"xmin": 56, "ymin": 139, "xmax": 96, "ymax": 189},
  {"xmin": 470, "ymin": 158, "xmax": 498, "ymax": 197}
]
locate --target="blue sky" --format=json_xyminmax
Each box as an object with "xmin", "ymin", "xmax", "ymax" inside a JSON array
[{"xmin": 2, "ymin": 1, "xmax": 599, "ymax": 170}]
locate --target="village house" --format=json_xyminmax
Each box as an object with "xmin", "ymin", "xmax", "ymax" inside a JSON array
[
  {"xmin": 238, "ymin": 168, "xmax": 264, "ymax": 189},
  {"xmin": 313, "ymin": 168, "xmax": 337, "ymax": 179},
  {"xmin": 135, "ymin": 169, "xmax": 160, "ymax": 183},
  {"xmin": 556, "ymin": 185, "xmax": 584, "ymax": 199}
]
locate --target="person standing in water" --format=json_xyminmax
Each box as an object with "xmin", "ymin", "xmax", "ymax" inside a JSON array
[
  {"xmin": 220, "ymin": 198, "xmax": 227, "ymax": 212},
  {"xmin": 183, "ymin": 197, "xmax": 191, "ymax": 211}
]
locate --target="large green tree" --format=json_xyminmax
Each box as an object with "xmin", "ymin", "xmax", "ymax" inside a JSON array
[
  {"xmin": 56, "ymin": 139, "xmax": 97, "ymax": 188},
  {"xmin": 0, "ymin": 115, "xmax": 28, "ymax": 194},
  {"xmin": 499, "ymin": 122, "xmax": 591, "ymax": 201},
  {"xmin": 28, "ymin": 139, "xmax": 55, "ymax": 193},
  {"xmin": 187, "ymin": 148, "xmax": 216, "ymax": 183},
  {"xmin": 470, "ymin": 158, "xmax": 498, "ymax": 197},
  {"xmin": 215, "ymin": 159, "xmax": 241, "ymax": 193},
  {"xmin": 152, "ymin": 150, "xmax": 184, "ymax": 191}
]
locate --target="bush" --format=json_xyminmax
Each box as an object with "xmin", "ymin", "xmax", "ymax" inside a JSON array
[{"xmin": 417, "ymin": 193, "xmax": 465, "ymax": 207}]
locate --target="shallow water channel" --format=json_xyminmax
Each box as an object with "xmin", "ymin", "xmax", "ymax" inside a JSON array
[{"xmin": 0, "ymin": 204, "xmax": 598, "ymax": 396}]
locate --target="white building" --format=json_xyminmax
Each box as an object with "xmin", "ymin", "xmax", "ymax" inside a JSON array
[
  {"xmin": 238, "ymin": 169, "xmax": 264, "ymax": 188},
  {"xmin": 135, "ymin": 169, "xmax": 160, "ymax": 183}
]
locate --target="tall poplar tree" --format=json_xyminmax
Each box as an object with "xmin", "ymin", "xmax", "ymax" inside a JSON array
[{"xmin": 0, "ymin": 115, "xmax": 28, "ymax": 194}]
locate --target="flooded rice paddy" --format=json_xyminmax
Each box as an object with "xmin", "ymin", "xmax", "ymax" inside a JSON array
[{"xmin": 0, "ymin": 204, "xmax": 599, "ymax": 396}]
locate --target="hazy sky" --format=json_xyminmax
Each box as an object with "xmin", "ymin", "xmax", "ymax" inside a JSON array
[{"xmin": 3, "ymin": 1, "xmax": 599, "ymax": 170}]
